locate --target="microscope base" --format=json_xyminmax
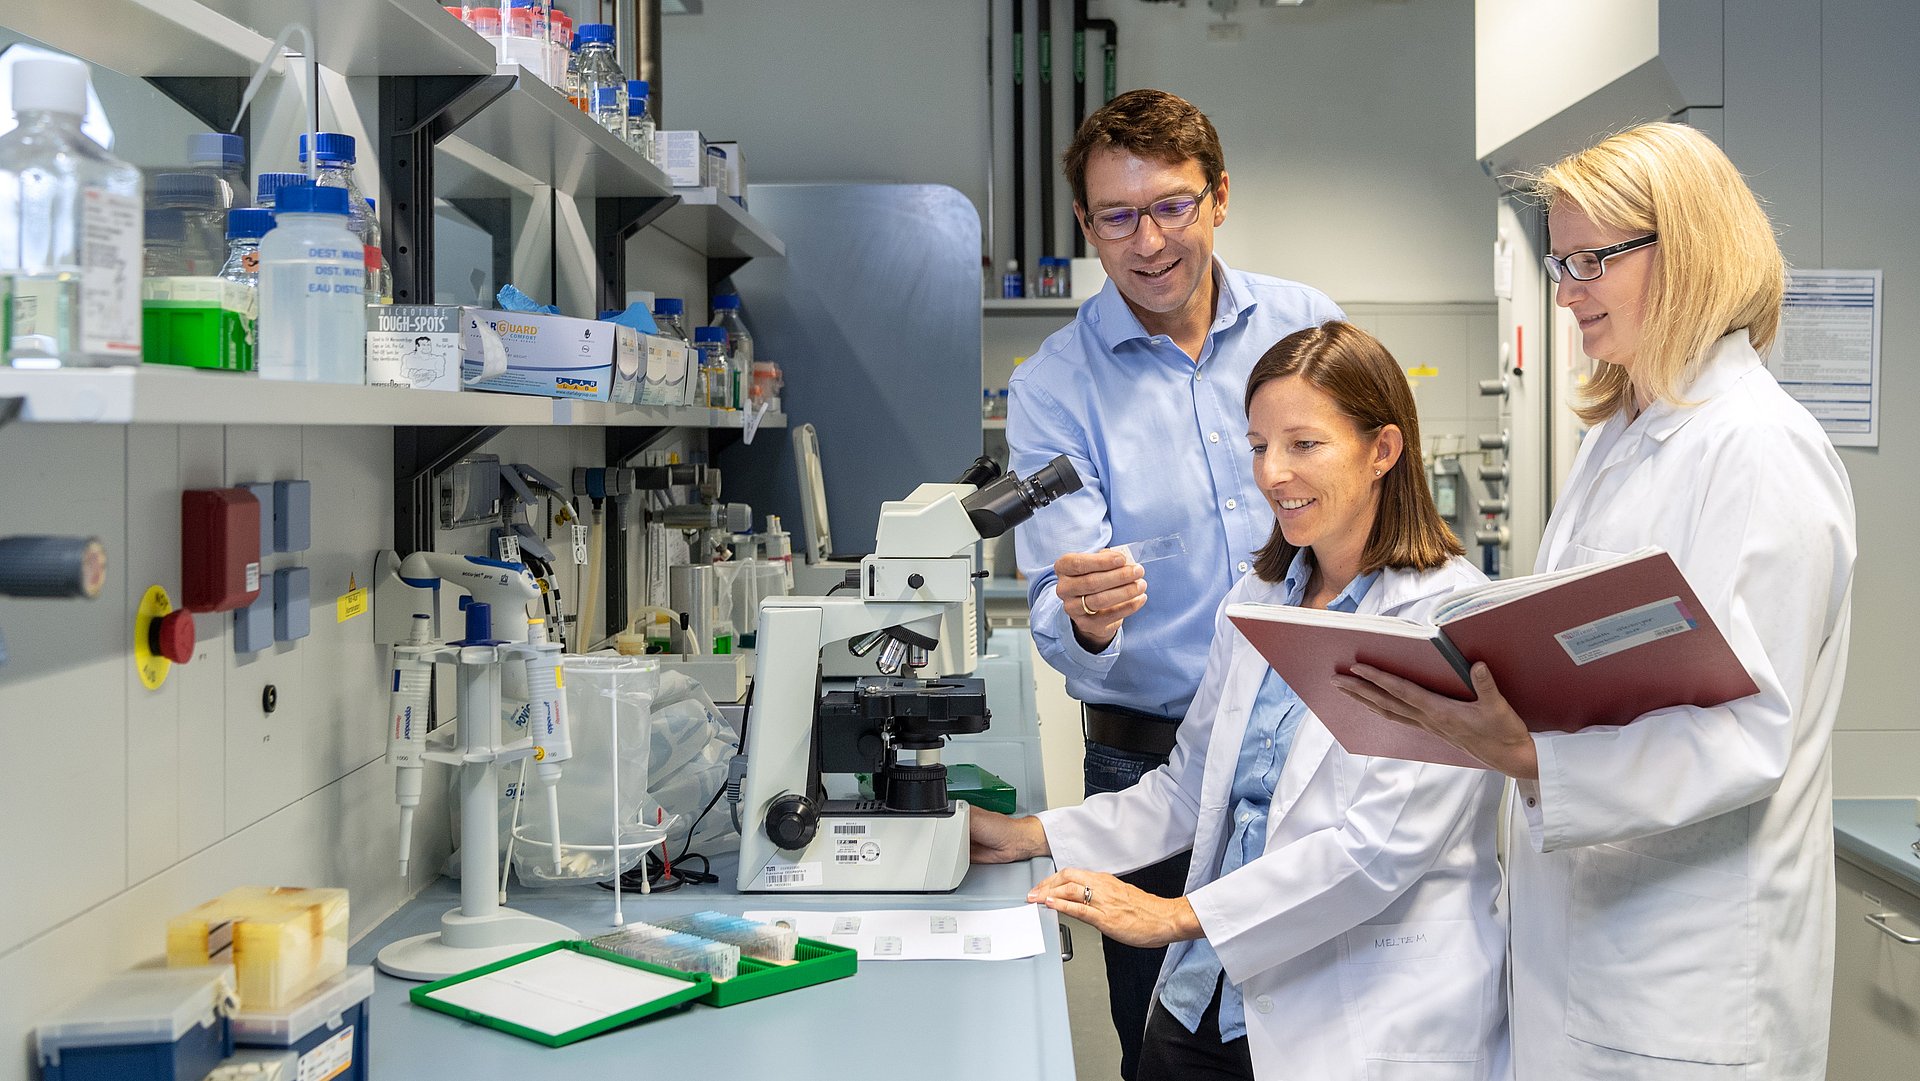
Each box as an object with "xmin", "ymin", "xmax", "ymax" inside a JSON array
[
  {"xmin": 374, "ymin": 908, "xmax": 576, "ymax": 981},
  {"xmin": 739, "ymin": 801, "xmax": 972, "ymax": 893}
]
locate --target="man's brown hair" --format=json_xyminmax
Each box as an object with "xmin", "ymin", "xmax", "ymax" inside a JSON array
[{"xmin": 1062, "ymin": 89, "xmax": 1225, "ymax": 213}]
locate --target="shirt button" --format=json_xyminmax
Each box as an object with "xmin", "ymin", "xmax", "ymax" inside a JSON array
[
  {"xmin": 1254, "ymin": 995, "xmax": 1274, "ymax": 1014},
  {"xmin": 1237, "ymin": 561, "xmax": 1249, "ymax": 573},
  {"xmin": 1196, "ymin": 371, "xmax": 1206, "ymax": 381},
  {"xmin": 1263, "ymin": 739, "xmax": 1271, "ymax": 749},
  {"xmin": 1225, "ymin": 498, "xmax": 1237, "ymax": 510},
  {"xmin": 1527, "ymin": 796, "xmax": 1538, "ymax": 808},
  {"xmin": 1208, "ymin": 432, "xmax": 1220, "ymax": 443}
]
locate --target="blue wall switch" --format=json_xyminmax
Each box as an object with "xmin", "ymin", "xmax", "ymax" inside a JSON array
[
  {"xmin": 273, "ymin": 566, "xmax": 311, "ymax": 642},
  {"xmin": 273, "ymin": 480, "xmax": 311, "ymax": 554},
  {"xmin": 235, "ymin": 588, "xmax": 274, "ymax": 653},
  {"xmin": 240, "ymin": 482, "xmax": 276, "ymax": 555}
]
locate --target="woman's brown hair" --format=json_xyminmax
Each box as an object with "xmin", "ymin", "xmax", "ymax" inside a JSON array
[{"xmin": 1244, "ymin": 321, "xmax": 1464, "ymax": 583}]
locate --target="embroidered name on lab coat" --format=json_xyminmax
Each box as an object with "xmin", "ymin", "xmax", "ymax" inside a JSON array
[{"xmin": 1342, "ymin": 921, "xmax": 1468, "ymax": 964}]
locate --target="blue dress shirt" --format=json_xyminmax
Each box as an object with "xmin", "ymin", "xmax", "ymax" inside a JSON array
[
  {"xmin": 1158, "ymin": 552, "xmax": 1380, "ymax": 1040},
  {"xmin": 1008, "ymin": 261, "xmax": 1342, "ymax": 718}
]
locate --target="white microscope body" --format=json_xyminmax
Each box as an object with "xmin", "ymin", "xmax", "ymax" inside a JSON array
[{"xmin": 736, "ymin": 458, "xmax": 1080, "ymax": 893}]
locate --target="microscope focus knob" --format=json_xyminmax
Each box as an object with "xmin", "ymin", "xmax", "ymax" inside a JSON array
[{"xmin": 765, "ymin": 794, "xmax": 820, "ymax": 851}]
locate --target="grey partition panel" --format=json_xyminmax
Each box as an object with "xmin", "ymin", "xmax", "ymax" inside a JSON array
[{"xmin": 724, "ymin": 184, "xmax": 983, "ymax": 556}]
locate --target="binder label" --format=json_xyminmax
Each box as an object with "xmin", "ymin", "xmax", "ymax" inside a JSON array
[{"xmin": 1556, "ymin": 596, "xmax": 1695, "ymax": 665}]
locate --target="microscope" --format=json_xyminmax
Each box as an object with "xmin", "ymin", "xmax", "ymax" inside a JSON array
[{"xmin": 734, "ymin": 455, "xmax": 1081, "ymax": 892}]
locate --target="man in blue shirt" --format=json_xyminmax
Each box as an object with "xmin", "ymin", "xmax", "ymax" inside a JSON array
[{"xmin": 1007, "ymin": 89, "xmax": 1340, "ymax": 1079}]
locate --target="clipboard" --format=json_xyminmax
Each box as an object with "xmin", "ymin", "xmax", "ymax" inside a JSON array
[{"xmin": 410, "ymin": 941, "xmax": 711, "ymax": 1047}]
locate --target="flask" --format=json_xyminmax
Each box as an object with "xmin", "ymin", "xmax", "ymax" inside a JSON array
[
  {"xmin": 651, "ymin": 297, "xmax": 689, "ymax": 343},
  {"xmin": 1000, "ymin": 259, "xmax": 1023, "ymax": 300},
  {"xmin": 142, "ymin": 209, "xmax": 191, "ymax": 278},
  {"xmin": 187, "ymin": 132, "xmax": 248, "ymax": 209},
  {"xmin": 256, "ymin": 184, "xmax": 364, "ymax": 384},
  {"xmin": 625, "ymin": 80, "xmax": 655, "ymax": 160},
  {"xmin": 149, "ymin": 172, "xmax": 229, "ymax": 275},
  {"xmin": 296, "ymin": 133, "xmax": 377, "ymax": 295},
  {"xmin": 364, "ymin": 197, "xmax": 392, "ymax": 305},
  {"xmin": 982, "ymin": 389, "xmax": 995, "ymax": 422},
  {"xmin": 693, "ymin": 326, "xmax": 731, "ymax": 409},
  {"xmin": 571, "ymin": 23, "xmax": 626, "ymax": 136},
  {"xmin": 254, "ymin": 172, "xmax": 307, "ymax": 209},
  {"xmin": 0, "ymin": 55, "xmax": 143, "ymax": 367},
  {"xmin": 218, "ymin": 208, "xmax": 271, "ymax": 356},
  {"xmin": 709, "ymin": 292, "xmax": 753, "ymax": 407}
]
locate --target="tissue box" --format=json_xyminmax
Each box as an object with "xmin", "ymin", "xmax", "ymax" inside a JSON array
[
  {"xmin": 167, "ymin": 887, "xmax": 348, "ymax": 1011},
  {"xmin": 459, "ymin": 309, "xmax": 638, "ymax": 401},
  {"xmin": 636, "ymin": 333, "xmax": 694, "ymax": 406},
  {"xmin": 709, "ymin": 141, "xmax": 746, "ymax": 206},
  {"xmin": 366, "ymin": 305, "xmax": 462, "ymax": 391},
  {"xmin": 656, "ymin": 130, "xmax": 707, "ymax": 187}
]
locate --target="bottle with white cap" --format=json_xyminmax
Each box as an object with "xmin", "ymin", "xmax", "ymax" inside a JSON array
[{"xmin": 0, "ymin": 55, "xmax": 144, "ymax": 367}]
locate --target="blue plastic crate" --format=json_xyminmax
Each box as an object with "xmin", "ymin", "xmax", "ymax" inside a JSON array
[{"xmin": 37, "ymin": 967, "xmax": 234, "ymax": 1081}]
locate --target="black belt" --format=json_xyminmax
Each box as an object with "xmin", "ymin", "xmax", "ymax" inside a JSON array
[{"xmin": 1083, "ymin": 703, "xmax": 1180, "ymax": 758}]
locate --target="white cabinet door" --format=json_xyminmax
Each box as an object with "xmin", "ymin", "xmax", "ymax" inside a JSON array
[{"xmin": 1830, "ymin": 858, "xmax": 1920, "ymax": 1081}]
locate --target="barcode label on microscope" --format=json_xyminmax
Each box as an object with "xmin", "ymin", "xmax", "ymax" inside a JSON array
[{"xmin": 833, "ymin": 823, "xmax": 868, "ymax": 836}]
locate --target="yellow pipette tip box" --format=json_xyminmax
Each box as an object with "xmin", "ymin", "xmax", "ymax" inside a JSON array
[{"xmin": 166, "ymin": 886, "xmax": 348, "ymax": 1011}]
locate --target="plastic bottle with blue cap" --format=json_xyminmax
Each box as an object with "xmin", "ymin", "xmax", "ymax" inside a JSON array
[
  {"xmin": 256, "ymin": 183, "xmax": 365, "ymax": 384},
  {"xmin": 297, "ymin": 133, "xmax": 378, "ymax": 295},
  {"xmin": 188, "ymin": 131, "xmax": 249, "ymax": 209}
]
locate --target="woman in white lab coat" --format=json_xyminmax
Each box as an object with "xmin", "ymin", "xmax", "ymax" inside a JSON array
[
  {"xmin": 972, "ymin": 321, "xmax": 1509, "ymax": 1081},
  {"xmin": 1338, "ymin": 123, "xmax": 1856, "ymax": 1080}
]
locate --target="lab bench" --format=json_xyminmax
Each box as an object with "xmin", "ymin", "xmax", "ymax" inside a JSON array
[
  {"xmin": 1830, "ymin": 798, "xmax": 1920, "ymax": 1081},
  {"xmin": 347, "ymin": 628, "xmax": 1075, "ymax": 1080}
]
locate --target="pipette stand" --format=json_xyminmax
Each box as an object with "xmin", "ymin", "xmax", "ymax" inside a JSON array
[{"xmin": 376, "ymin": 639, "xmax": 575, "ymax": 980}]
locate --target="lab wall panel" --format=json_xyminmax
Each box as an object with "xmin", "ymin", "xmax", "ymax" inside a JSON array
[
  {"xmin": 298, "ymin": 426, "xmax": 392, "ymax": 779},
  {"xmin": 1817, "ymin": 0, "xmax": 1920, "ymax": 735},
  {"xmin": 175, "ymin": 425, "xmax": 230, "ymax": 855},
  {"xmin": 1722, "ymin": 0, "xmax": 1823, "ymax": 268},
  {"xmin": 122, "ymin": 425, "xmax": 183, "ymax": 881},
  {"xmin": 1832, "ymin": 730, "xmax": 1920, "ymax": 800},
  {"xmin": 0, "ymin": 425, "xmax": 130, "ymax": 955},
  {"xmin": 222, "ymin": 427, "xmax": 311, "ymax": 831}
]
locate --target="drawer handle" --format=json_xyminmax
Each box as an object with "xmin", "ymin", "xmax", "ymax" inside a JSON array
[{"xmin": 1865, "ymin": 912, "xmax": 1920, "ymax": 945}]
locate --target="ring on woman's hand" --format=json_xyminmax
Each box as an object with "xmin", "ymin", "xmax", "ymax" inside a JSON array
[
  {"xmin": 1080, "ymin": 594, "xmax": 1096, "ymax": 617},
  {"xmin": 1082, "ymin": 885, "xmax": 1093, "ymax": 906}
]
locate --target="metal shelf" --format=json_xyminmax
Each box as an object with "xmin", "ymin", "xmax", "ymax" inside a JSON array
[
  {"xmin": 192, "ymin": 0, "xmax": 496, "ymax": 76},
  {"xmin": 3, "ymin": 0, "xmax": 272, "ymax": 77},
  {"xmin": 654, "ymin": 187, "xmax": 787, "ymax": 260},
  {"xmin": 442, "ymin": 66, "xmax": 678, "ymax": 199},
  {"xmin": 0, "ymin": 367, "xmax": 786, "ymax": 430}
]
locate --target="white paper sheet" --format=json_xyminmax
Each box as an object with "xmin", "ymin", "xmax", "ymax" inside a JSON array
[
  {"xmin": 741, "ymin": 905, "xmax": 1047, "ymax": 962},
  {"xmin": 1768, "ymin": 268, "xmax": 1881, "ymax": 447},
  {"xmin": 422, "ymin": 949, "xmax": 693, "ymax": 1037}
]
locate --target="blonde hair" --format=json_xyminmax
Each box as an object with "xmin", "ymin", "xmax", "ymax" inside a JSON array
[{"xmin": 1531, "ymin": 123, "xmax": 1784, "ymax": 425}]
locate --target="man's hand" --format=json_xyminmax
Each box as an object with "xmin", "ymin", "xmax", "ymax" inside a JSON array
[
  {"xmin": 970, "ymin": 809, "xmax": 1050, "ymax": 864},
  {"xmin": 1028, "ymin": 868, "xmax": 1203, "ymax": 949},
  {"xmin": 1054, "ymin": 549, "xmax": 1146, "ymax": 653}
]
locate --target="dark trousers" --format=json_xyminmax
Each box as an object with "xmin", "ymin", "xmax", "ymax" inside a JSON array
[
  {"xmin": 1137, "ymin": 978, "xmax": 1255, "ymax": 1081},
  {"xmin": 1085, "ymin": 739, "xmax": 1194, "ymax": 1081}
]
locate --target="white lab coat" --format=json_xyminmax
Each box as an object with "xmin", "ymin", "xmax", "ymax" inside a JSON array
[
  {"xmin": 1039, "ymin": 558, "xmax": 1511, "ymax": 1081},
  {"xmin": 1509, "ymin": 331, "xmax": 1856, "ymax": 1079}
]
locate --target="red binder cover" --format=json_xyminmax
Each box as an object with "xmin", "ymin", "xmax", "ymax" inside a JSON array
[{"xmin": 1227, "ymin": 549, "xmax": 1761, "ymax": 768}]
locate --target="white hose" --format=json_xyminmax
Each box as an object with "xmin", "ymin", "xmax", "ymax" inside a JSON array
[{"xmin": 578, "ymin": 506, "xmax": 606, "ymax": 650}]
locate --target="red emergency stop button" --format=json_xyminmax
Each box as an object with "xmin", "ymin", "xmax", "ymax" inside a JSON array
[{"xmin": 151, "ymin": 609, "xmax": 196, "ymax": 664}]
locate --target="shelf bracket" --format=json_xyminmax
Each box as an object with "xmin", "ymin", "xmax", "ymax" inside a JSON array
[
  {"xmin": 147, "ymin": 77, "xmax": 249, "ymax": 135},
  {"xmin": 707, "ymin": 255, "xmax": 752, "ymax": 292},
  {"xmin": 378, "ymin": 72, "xmax": 516, "ymax": 305},
  {"xmin": 394, "ymin": 425, "xmax": 505, "ymax": 556},
  {"xmin": 0, "ymin": 396, "xmax": 21, "ymax": 431},
  {"xmin": 595, "ymin": 194, "xmax": 680, "ymax": 312}
]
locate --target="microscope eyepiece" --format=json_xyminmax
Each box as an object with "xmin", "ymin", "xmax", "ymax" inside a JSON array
[{"xmin": 960, "ymin": 454, "xmax": 1084, "ymax": 539}]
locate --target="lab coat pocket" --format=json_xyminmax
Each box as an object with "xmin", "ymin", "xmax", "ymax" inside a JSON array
[
  {"xmin": 1565, "ymin": 843, "xmax": 1755, "ymax": 1065},
  {"xmin": 1336, "ymin": 919, "xmax": 1489, "ymax": 1069}
]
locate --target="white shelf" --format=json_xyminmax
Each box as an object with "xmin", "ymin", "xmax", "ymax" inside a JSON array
[
  {"xmin": 443, "ymin": 67, "xmax": 678, "ymax": 199},
  {"xmin": 5, "ymin": 0, "xmax": 273, "ymax": 77},
  {"xmin": 192, "ymin": 0, "xmax": 496, "ymax": 76},
  {"xmin": 982, "ymin": 417, "xmax": 1007, "ymax": 430},
  {"xmin": 984, "ymin": 298, "xmax": 1084, "ymax": 315},
  {"xmin": 655, "ymin": 187, "xmax": 787, "ymax": 260},
  {"xmin": 0, "ymin": 366, "xmax": 786, "ymax": 431}
]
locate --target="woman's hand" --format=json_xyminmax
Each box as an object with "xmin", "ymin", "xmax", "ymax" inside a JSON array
[
  {"xmin": 1333, "ymin": 661, "xmax": 1540, "ymax": 780},
  {"xmin": 1028, "ymin": 868, "xmax": 1203, "ymax": 949},
  {"xmin": 970, "ymin": 809, "xmax": 1050, "ymax": 864}
]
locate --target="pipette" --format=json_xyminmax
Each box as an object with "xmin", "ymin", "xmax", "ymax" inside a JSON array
[
  {"xmin": 386, "ymin": 613, "xmax": 434, "ymax": 876},
  {"xmin": 524, "ymin": 617, "xmax": 572, "ymax": 873}
]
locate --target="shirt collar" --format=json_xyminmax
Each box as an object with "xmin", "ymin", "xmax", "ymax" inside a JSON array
[
  {"xmin": 1280, "ymin": 549, "xmax": 1381, "ymax": 611},
  {"xmin": 1637, "ymin": 330, "xmax": 1766, "ymax": 443},
  {"xmin": 1086, "ymin": 257, "xmax": 1255, "ymax": 353}
]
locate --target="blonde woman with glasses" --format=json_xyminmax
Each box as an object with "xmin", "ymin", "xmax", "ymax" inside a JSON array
[{"xmin": 1339, "ymin": 122, "xmax": 1856, "ymax": 1079}]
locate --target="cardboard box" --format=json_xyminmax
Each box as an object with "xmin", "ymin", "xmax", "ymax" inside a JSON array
[
  {"xmin": 636, "ymin": 333, "xmax": 694, "ymax": 406},
  {"xmin": 458, "ymin": 309, "xmax": 637, "ymax": 401},
  {"xmin": 656, "ymin": 130, "xmax": 707, "ymax": 187},
  {"xmin": 141, "ymin": 277, "xmax": 255, "ymax": 371},
  {"xmin": 366, "ymin": 305, "xmax": 462, "ymax": 391},
  {"xmin": 709, "ymin": 140, "xmax": 746, "ymax": 206}
]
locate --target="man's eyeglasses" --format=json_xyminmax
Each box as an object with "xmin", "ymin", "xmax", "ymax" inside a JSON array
[
  {"xmin": 1083, "ymin": 182, "xmax": 1215, "ymax": 242},
  {"xmin": 1543, "ymin": 233, "xmax": 1659, "ymax": 283}
]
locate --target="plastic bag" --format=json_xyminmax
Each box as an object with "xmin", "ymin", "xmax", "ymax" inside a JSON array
[{"xmin": 646, "ymin": 669, "xmax": 741, "ymax": 856}]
